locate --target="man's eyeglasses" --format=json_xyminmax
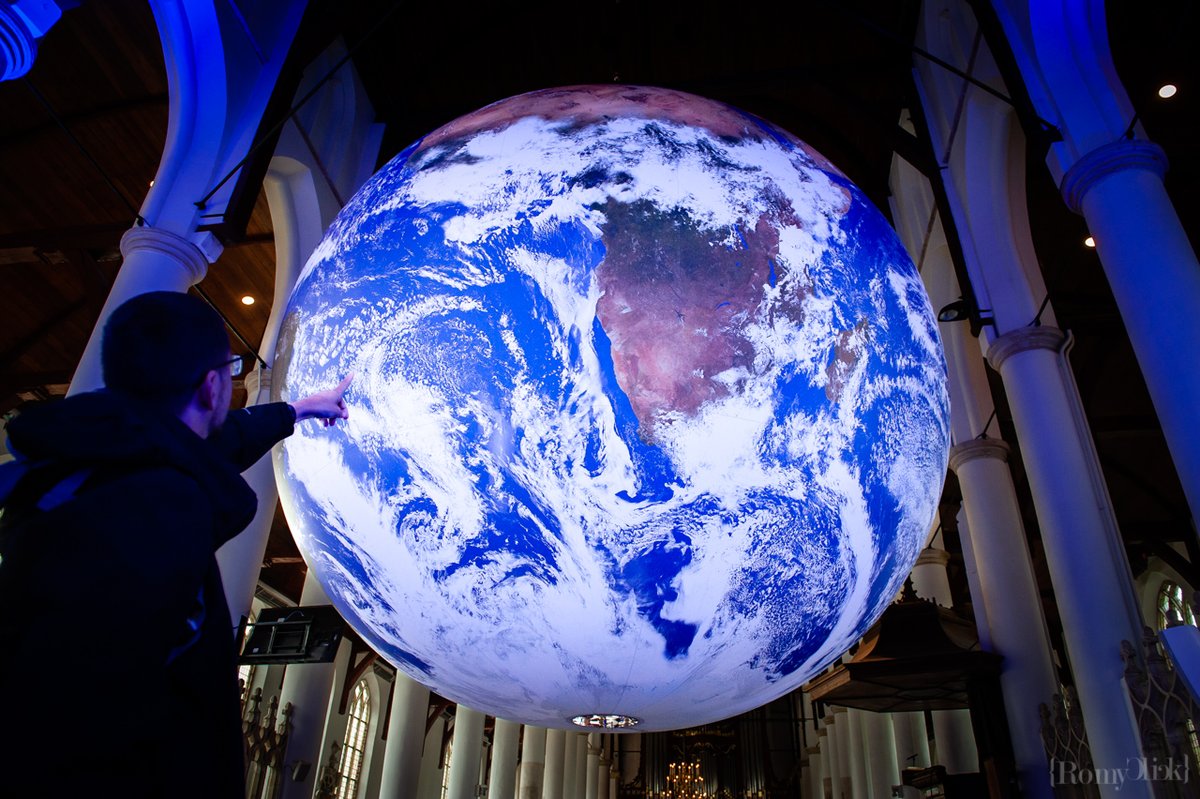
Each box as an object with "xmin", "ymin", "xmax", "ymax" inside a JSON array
[{"xmin": 217, "ymin": 355, "xmax": 245, "ymax": 378}]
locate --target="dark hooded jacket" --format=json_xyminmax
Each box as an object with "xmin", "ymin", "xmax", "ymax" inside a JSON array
[{"xmin": 0, "ymin": 389, "xmax": 296, "ymax": 798}]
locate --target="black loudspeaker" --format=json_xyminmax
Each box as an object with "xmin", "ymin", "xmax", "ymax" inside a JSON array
[{"xmin": 238, "ymin": 605, "xmax": 344, "ymax": 664}]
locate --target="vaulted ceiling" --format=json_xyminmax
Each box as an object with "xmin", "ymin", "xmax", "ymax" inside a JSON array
[{"xmin": 0, "ymin": 0, "xmax": 1194, "ymax": 606}]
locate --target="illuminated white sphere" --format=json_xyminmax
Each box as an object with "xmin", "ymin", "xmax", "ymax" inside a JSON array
[{"xmin": 273, "ymin": 85, "xmax": 950, "ymax": 731}]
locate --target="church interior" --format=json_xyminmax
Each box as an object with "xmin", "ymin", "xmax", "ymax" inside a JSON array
[{"xmin": 0, "ymin": 0, "xmax": 1197, "ymax": 797}]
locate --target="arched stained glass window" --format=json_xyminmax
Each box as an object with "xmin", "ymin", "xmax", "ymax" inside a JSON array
[
  {"xmin": 334, "ymin": 680, "xmax": 371, "ymax": 799},
  {"xmin": 1157, "ymin": 580, "xmax": 1197, "ymax": 631}
]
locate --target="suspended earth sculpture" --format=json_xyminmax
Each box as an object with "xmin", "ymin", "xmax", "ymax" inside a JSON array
[{"xmin": 273, "ymin": 85, "xmax": 950, "ymax": 731}]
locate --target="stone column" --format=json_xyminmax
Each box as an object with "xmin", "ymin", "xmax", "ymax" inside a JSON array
[
  {"xmin": 518, "ymin": 726, "xmax": 547, "ymax": 799},
  {"xmin": 488, "ymin": 718, "xmax": 520, "ymax": 799},
  {"xmin": 0, "ymin": 0, "xmax": 70, "ymax": 82},
  {"xmin": 377, "ymin": 674, "xmax": 430, "ymax": 799},
  {"xmin": 951, "ymin": 439, "xmax": 1058, "ymax": 798},
  {"xmin": 446, "ymin": 705, "xmax": 485, "ymax": 799},
  {"xmin": 805, "ymin": 743, "xmax": 825, "ymax": 799},
  {"xmin": 910, "ymin": 547, "xmax": 952, "ymax": 606},
  {"xmin": 910, "ymin": 545, "xmax": 981, "ymax": 777},
  {"xmin": 279, "ymin": 575, "xmax": 339, "ymax": 799},
  {"xmin": 1061, "ymin": 140, "xmax": 1200, "ymax": 523},
  {"xmin": 931, "ymin": 709, "xmax": 978, "ymax": 775},
  {"xmin": 832, "ymin": 707, "xmax": 852, "ymax": 799},
  {"xmin": 543, "ymin": 729, "xmax": 565, "ymax": 799},
  {"xmin": 215, "ymin": 363, "xmax": 277, "ymax": 626},
  {"xmin": 597, "ymin": 738, "xmax": 611, "ymax": 799},
  {"xmin": 69, "ymin": 226, "xmax": 214, "ymax": 395},
  {"xmin": 861, "ymin": 712, "xmax": 899, "ymax": 799},
  {"xmin": 573, "ymin": 731, "xmax": 587, "ymax": 798},
  {"xmin": 988, "ymin": 326, "xmax": 1147, "ymax": 788},
  {"xmin": 891, "ymin": 712, "xmax": 930, "ymax": 770},
  {"xmin": 845, "ymin": 710, "xmax": 869, "ymax": 799},
  {"xmin": 583, "ymin": 732, "xmax": 600, "ymax": 799},
  {"xmin": 561, "ymin": 731, "xmax": 578, "ymax": 799}
]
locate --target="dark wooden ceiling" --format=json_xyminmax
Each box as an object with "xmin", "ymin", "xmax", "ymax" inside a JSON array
[{"xmin": 0, "ymin": 0, "xmax": 1194, "ymax": 608}]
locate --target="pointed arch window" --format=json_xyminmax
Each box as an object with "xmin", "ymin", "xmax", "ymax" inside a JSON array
[
  {"xmin": 1157, "ymin": 580, "xmax": 1197, "ymax": 631},
  {"xmin": 334, "ymin": 680, "xmax": 371, "ymax": 799}
]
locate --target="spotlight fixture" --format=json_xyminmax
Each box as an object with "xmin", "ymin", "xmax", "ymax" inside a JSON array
[
  {"xmin": 241, "ymin": 295, "xmax": 256, "ymax": 305},
  {"xmin": 1084, "ymin": 236, "xmax": 1096, "ymax": 248},
  {"xmin": 937, "ymin": 298, "xmax": 970, "ymax": 323},
  {"xmin": 1158, "ymin": 84, "xmax": 1178, "ymax": 99}
]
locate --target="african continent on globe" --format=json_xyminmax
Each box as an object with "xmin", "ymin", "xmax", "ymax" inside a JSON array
[{"xmin": 273, "ymin": 84, "xmax": 950, "ymax": 732}]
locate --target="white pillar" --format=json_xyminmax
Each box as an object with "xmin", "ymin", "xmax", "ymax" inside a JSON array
[
  {"xmin": 806, "ymin": 743, "xmax": 825, "ymax": 799},
  {"xmin": 378, "ymin": 674, "xmax": 430, "ymax": 799},
  {"xmin": 1061, "ymin": 141, "xmax": 1200, "ymax": 524},
  {"xmin": 573, "ymin": 730, "xmax": 587, "ymax": 798},
  {"xmin": 215, "ymin": 363, "xmax": 279, "ymax": 626},
  {"xmin": 279, "ymin": 575, "xmax": 339, "ymax": 799},
  {"xmin": 910, "ymin": 547, "xmax": 952, "ymax": 607},
  {"xmin": 845, "ymin": 710, "xmax": 869, "ymax": 799},
  {"xmin": 861, "ymin": 712, "xmax": 899, "ymax": 799},
  {"xmin": 488, "ymin": 718, "xmax": 520, "ymax": 799},
  {"xmin": 890, "ymin": 712, "xmax": 929, "ymax": 770},
  {"xmin": 951, "ymin": 439, "xmax": 1058, "ymax": 798},
  {"xmin": 542, "ymin": 729, "xmax": 565, "ymax": 799},
  {"xmin": 518, "ymin": 726, "xmax": 547, "ymax": 799},
  {"xmin": 832, "ymin": 708, "xmax": 851, "ymax": 799},
  {"xmin": 597, "ymin": 737, "xmax": 612, "ymax": 799},
  {"xmin": 69, "ymin": 226, "xmax": 213, "ymax": 396},
  {"xmin": 988, "ymin": 327, "xmax": 1148, "ymax": 790},
  {"xmin": 561, "ymin": 731, "xmax": 578, "ymax": 799},
  {"xmin": 447, "ymin": 705, "xmax": 485, "ymax": 799},
  {"xmin": 931, "ymin": 708, "xmax": 977, "ymax": 775},
  {"xmin": 583, "ymin": 732, "xmax": 600, "ymax": 799}
]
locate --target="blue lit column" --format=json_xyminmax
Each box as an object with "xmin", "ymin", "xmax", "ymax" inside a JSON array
[
  {"xmin": 68, "ymin": 0, "xmax": 306, "ymax": 396},
  {"xmin": 1060, "ymin": 141, "xmax": 1200, "ymax": 521},
  {"xmin": 0, "ymin": 0, "xmax": 69, "ymax": 81},
  {"xmin": 987, "ymin": 326, "xmax": 1149, "ymax": 797},
  {"xmin": 995, "ymin": 0, "xmax": 1200, "ymax": 525}
]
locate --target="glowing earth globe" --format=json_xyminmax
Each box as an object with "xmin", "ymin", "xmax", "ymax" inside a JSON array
[{"xmin": 273, "ymin": 85, "xmax": 949, "ymax": 731}]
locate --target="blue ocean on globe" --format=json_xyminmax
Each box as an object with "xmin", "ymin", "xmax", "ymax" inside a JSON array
[{"xmin": 272, "ymin": 85, "xmax": 950, "ymax": 732}]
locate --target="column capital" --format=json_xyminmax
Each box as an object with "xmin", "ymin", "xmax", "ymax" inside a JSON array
[
  {"xmin": 0, "ymin": 5, "xmax": 37, "ymax": 82},
  {"xmin": 948, "ymin": 438, "xmax": 1012, "ymax": 472},
  {"xmin": 1061, "ymin": 139, "xmax": 1168, "ymax": 214},
  {"xmin": 915, "ymin": 547, "xmax": 950, "ymax": 568},
  {"xmin": 243, "ymin": 364, "xmax": 271, "ymax": 399},
  {"xmin": 120, "ymin": 225, "xmax": 220, "ymax": 284},
  {"xmin": 986, "ymin": 326, "xmax": 1065, "ymax": 372}
]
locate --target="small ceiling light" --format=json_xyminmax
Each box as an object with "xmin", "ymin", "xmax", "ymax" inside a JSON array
[
  {"xmin": 149, "ymin": 179, "xmax": 155, "ymax": 187},
  {"xmin": 1158, "ymin": 84, "xmax": 1178, "ymax": 99},
  {"xmin": 1084, "ymin": 236, "xmax": 1096, "ymax": 248},
  {"xmin": 241, "ymin": 295, "xmax": 256, "ymax": 306}
]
